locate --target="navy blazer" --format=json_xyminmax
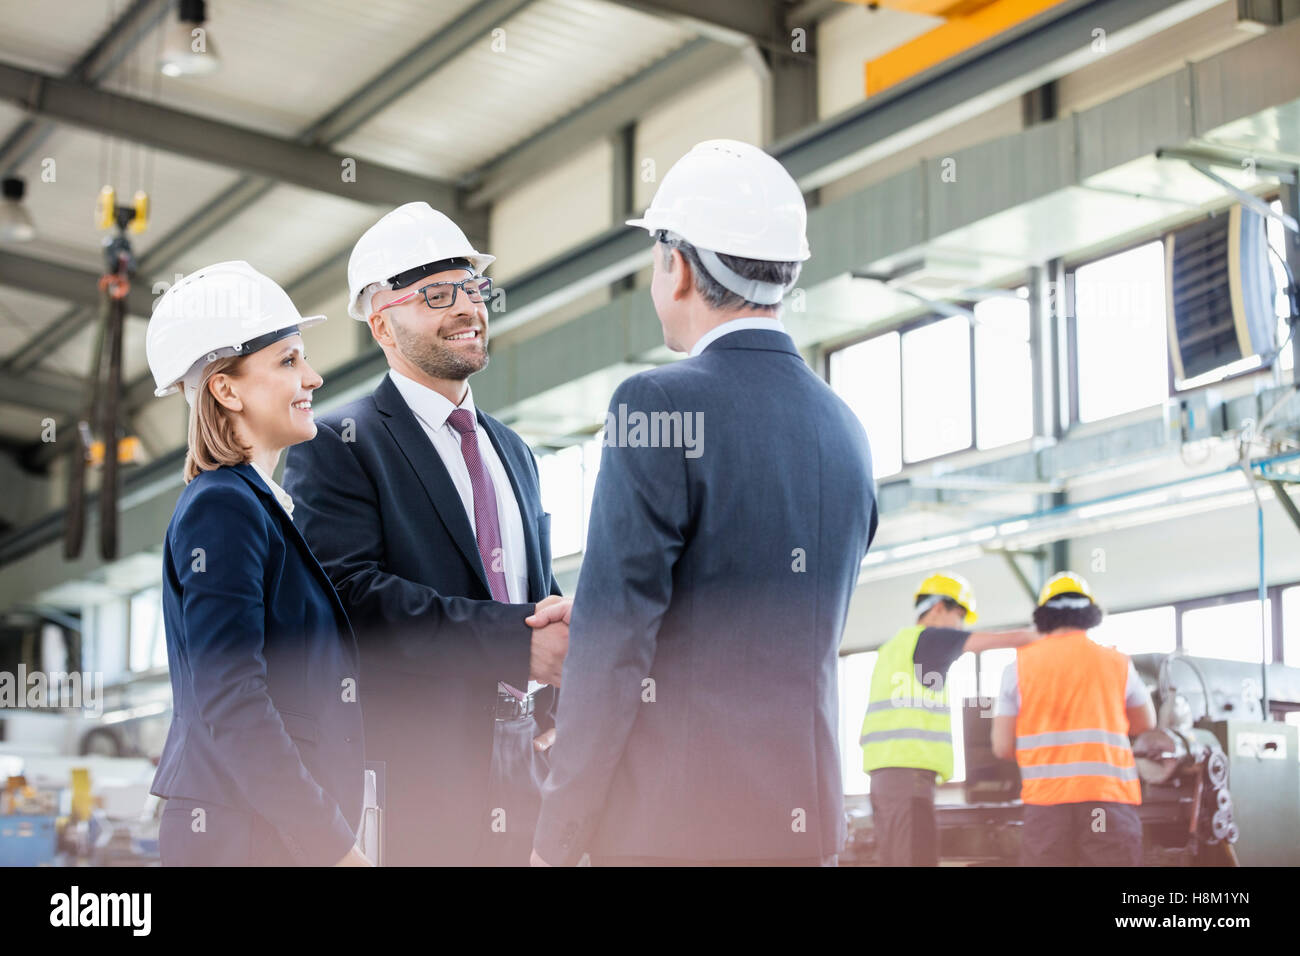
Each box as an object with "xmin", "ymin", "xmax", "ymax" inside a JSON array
[
  {"xmin": 283, "ymin": 373, "xmax": 559, "ymax": 865},
  {"xmin": 533, "ymin": 329, "xmax": 878, "ymax": 864},
  {"xmin": 151, "ymin": 463, "xmax": 365, "ymax": 866}
]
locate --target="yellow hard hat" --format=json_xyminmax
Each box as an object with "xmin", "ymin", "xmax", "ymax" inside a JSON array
[
  {"xmin": 914, "ymin": 571, "xmax": 977, "ymax": 625},
  {"xmin": 1037, "ymin": 571, "xmax": 1097, "ymax": 607}
]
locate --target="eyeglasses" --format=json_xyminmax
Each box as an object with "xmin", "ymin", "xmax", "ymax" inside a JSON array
[{"xmin": 375, "ymin": 276, "xmax": 493, "ymax": 314}]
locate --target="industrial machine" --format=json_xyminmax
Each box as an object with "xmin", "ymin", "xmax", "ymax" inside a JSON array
[
  {"xmin": 844, "ymin": 653, "xmax": 1300, "ymax": 866},
  {"xmin": 1131, "ymin": 653, "xmax": 1300, "ymax": 867}
]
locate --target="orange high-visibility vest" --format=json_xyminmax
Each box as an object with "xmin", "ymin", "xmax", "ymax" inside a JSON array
[{"xmin": 1014, "ymin": 630, "xmax": 1141, "ymax": 806}]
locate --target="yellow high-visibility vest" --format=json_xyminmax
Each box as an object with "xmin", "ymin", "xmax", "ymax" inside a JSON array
[{"xmin": 860, "ymin": 625, "xmax": 954, "ymax": 781}]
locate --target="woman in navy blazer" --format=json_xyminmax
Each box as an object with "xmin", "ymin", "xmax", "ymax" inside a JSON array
[{"xmin": 145, "ymin": 261, "xmax": 368, "ymax": 866}]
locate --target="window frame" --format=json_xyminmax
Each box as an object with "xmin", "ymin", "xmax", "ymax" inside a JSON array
[
  {"xmin": 899, "ymin": 312, "xmax": 978, "ymax": 465},
  {"xmin": 828, "ymin": 195, "xmax": 1291, "ymax": 454},
  {"xmin": 1064, "ymin": 234, "xmax": 1171, "ymax": 427},
  {"xmin": 827, "ymin": 300, "xmax": 1034, "ymax": 473},
  {"xmin": 1173, "ymin": 584, "xmax": 1288, "ymax": 665}
]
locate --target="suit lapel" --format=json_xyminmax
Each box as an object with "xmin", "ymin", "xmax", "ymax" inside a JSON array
[
  {"xmin": 478, "ymin": 412, "xmax": 545, "ymax": 602},
  {"xmin": 229, "ymin": 464, "xmax": 357, "ymax": 646},
  {"xmin": 373, "ymin": 377, "xmax": 492, "ymax": 595}
]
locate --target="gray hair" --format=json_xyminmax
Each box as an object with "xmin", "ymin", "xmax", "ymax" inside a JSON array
[{"xmin": 660, "ymin": 236, "xmax": 800, "ymax": 312}]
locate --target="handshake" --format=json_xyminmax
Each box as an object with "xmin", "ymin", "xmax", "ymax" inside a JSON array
[{"xmin": 525, "ymin": 595, "xmax": 572, "ymax": 687}]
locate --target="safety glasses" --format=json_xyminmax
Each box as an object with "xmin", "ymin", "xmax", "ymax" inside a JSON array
[{"xmin": 375, "ymin": 275, "xmax": 493, "ymax": 314}]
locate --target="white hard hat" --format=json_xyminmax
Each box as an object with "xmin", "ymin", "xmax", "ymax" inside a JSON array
[
  {"xmin": 146, "ymin": 260, "xmax": 325, "ymax": 406},
  {"xmin": 346, "ymin": 202, "xmax": 495, "ymax": 320},
  {"xmin": 627, "ymin": 139, "xmax": 810, "ymax": 263}
]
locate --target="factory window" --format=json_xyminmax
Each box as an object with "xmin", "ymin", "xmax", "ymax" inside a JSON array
[
  {"xmin": 1073, "ymin": 240, "xmax": 1169, "ymax": 424},
  {"xmin": 537, "ymin": 437, "xmax": 603, "ymax": 559},
  {"xmin": 838, "ymin": 650, "xmax": 877, "ymax": 796},
  {"xmin": 901, "ymin": 316, "xmax": 972, "ymax": 462},
  {"xmin": 1282, "ymin": 586, "xmax": 1300, "ymax": 665},
  {"xmin": 828, "ymin": 332, "xmax": 903, "ymax": 478},
  {"xmin": 1181, "ymin": 599, "xmax": 1273, "ymax": 664},
  {"xmin": 84, "ymin": 599, "xmax": 129, "ymax": 685},
  {"xmin": 1092, "ymin": 605, "xmax": 1177, "ymax": 656},
  {"xmin": 946, "ymin": 653, "xmax": 977, "ymax": 784},
  {"xmin": 977, "ymin": 647, "xmax": 1016, "ymax": 700},
  {"xmin": 974, "ymin": 291, "xmax": 1033, "ymax": 450},
  {"xmin": 128, "ymin": 588, "xmax": 167, "ymax": 673},
  {"xmin": 539, "ymin": 444, "xmax": 586, "ymax": 558}
]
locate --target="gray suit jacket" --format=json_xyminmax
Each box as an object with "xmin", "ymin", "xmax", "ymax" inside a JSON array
[{"xmin": 534, "ymin": 328, "xmax": 877, "ymax": 864}]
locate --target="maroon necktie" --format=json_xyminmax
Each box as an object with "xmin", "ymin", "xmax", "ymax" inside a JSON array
[
  {"xmin": 448, "ymin": 409, "xmax": 527, "ymax": 701},
  {"xmin": 447, "ymin": 408, "xmax": 510, "ymax": 603}
]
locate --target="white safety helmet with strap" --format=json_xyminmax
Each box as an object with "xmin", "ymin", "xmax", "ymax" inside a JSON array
[
  {"xmin": 346, "ymin": 202, "xmax": 495, "ymax": 320},
  {"xmin": 146, "ymin": 260, "xmax": 324, "ymax": 406},
  {"xmin": 626, "ymin": 139, "xmax": 809, "ymax": 305}
]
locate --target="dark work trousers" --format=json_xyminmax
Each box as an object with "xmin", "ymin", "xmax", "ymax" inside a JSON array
[
  {"xmin": 869, "ymin": 767, "xmax": 940, "ymax": 866},
  {"xmin": 1020, "ymin": 801, "xmax": 1143, "ymax": 866},
  {"xmin": 475, "ymin": 715, "xmax": 550, "ymax": 866}
]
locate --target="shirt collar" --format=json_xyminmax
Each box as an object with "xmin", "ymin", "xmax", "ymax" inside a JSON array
[
  {"xmin": 249, "ymin": 460, "xmax": 294, "ymax": 519},
  {"xmin": 689, "ymin": 316, "xmax": 787, "ymax": 357},
  {"xmin": 387, "ymin": 368, "xmax": 476, "ymax": 431}
]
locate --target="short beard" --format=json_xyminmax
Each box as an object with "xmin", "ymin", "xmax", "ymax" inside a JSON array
[{"xmin": 390, "ymin": 315, "xmax": 489, "ymax": 381}]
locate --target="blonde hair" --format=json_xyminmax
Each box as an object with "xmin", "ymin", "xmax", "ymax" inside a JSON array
[{"xmin": 183, "ymin": 355, "xmax": 252, "ymax": 483}]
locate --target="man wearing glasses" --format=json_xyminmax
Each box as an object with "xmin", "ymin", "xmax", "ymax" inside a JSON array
[{"xmin": 284, "ymin": 202, "xmax": 568, "ymax": 866}]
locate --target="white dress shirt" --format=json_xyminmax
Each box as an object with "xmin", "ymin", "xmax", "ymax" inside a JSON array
[
  {"xmin": 250, "ymin": 460, "xmax": 294, "ymax": 519},
  {"xmin": 387, "ymin": 370, "xmax": 530, "ymax": 606},
  {"xmin": 689, "ymin": 316, "xmax": 788, "ymax": 357}
]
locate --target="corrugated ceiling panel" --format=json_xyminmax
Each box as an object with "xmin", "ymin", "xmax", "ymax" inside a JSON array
[
  {"xmin": 169, "ymin": 183, "xmax": 381, "ymax": 297},
  {"xmin": 0, "ymin": 100, "xmax": 29, "ymax": 146},
  {"xmin": 0, "ymin": 400, "xmax": 51, "ymax": 442},
  {"xmin": 337, "ymin": 0, "xmax": 693, "ymax": 178},
  {"xmin": 0, "ymin": 0, "xmax": 121, "ymax": 74},
  {"xmin": 34, "ymin": 318, "xmax": 95, "ymax": 378},
  {"xmin": 98, "ymin": 0, "xmax": 480, "ymax": 137},
  {"xmin": 0, "ymin": 287, "xmax": 70, "ymax": 359},
  {"xmin": 38, "ymin": 313, "xmax": 148, "ymax": 380}
]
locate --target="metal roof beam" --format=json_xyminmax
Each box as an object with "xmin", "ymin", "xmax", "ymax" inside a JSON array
[
  {"xmin": 0, "ymin": 0, "xmax": 172, "ymax": 175},
  {"xmin": 458, "ymin": 0, "xmax": 1228, "ymax": 320},
  {"xmin": 0, "ymin": 368, "xmax": 84, "ymax": 417},
  {"xmin": 0, "ymin": 250, "xmax": 155, "ymax": 318},
  {"xmin": 0, "ymin": 60, "xmax": 460, "ymax": 208},
  {"xmin": 608, "ymin": 0, "xmax": 791, "ymax": 53},
  {"xmin": 0, "ymin": 0, "xmax": 536, "ymax": 378}
]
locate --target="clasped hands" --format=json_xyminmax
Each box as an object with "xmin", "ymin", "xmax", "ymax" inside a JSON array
[
  {"xmin": 526, "ymin": 596, "xmax": 570, "ymax": 758},
  {"xmin": 525, "ymin": 595, "xmax": 572, "ymax": 688}
]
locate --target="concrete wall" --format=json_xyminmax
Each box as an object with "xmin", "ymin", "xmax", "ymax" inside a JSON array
[
  {"xmin": 489, "ymin": 139, "xmax": 613, "ymax": 281},
  {"xmin": 633, "ymin": 60, "xmax": 764, "ymax": 211}
]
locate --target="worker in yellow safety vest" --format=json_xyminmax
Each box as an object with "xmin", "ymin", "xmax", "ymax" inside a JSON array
[
  {"xmin": 861, "ymin": 571, "xmax": 1039, "ymax": 866},
  {"xmin": 991, "ymin": 572, "xmax": 1156, "ymax": 866}
]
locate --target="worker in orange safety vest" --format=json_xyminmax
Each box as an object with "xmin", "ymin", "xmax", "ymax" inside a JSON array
[{"xmin": 991, "ymin": 572, "xmax": 1156, "ymax": 865}]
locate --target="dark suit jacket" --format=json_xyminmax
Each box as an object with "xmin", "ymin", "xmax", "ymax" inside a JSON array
[
  {"xmin": 283, "ymin": 373, "xmax": 559, "ymax": 865},
  {"xmin": 151, "ymin": 463, "xmax": 365, "ymax": 866},
  {"xmin": 533, "ymin": 329, "xmax": 878, "ymax": 864}
]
